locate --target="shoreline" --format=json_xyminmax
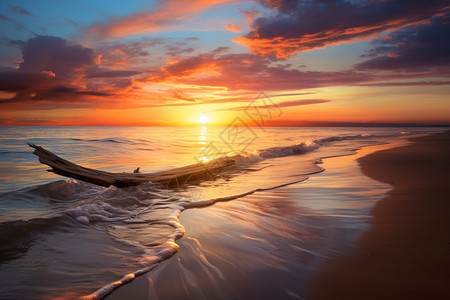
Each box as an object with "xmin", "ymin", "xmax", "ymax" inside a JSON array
[
  {"xmin": 2, "ymin": 128, "xmax": 447, "ymax": 299},
  {"xmin": 105, "ymin": 135, "xmax": 408, "ymax": 300},
  {"xmin": 310, "ymin": 130, "xmax": 450, "ymax": 299}
]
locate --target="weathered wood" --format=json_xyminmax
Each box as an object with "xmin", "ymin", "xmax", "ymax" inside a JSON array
[{"xmin": 28, "ymin": 143, "xmax": 234, "ymax": 188}]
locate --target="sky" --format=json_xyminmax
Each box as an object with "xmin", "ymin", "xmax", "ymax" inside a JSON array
[{"xmin": 0, "ymin": 0, "xmax": 449, "ymax": 126}]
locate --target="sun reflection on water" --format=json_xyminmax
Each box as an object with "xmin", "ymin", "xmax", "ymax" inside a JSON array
[{"xmin": 197, "ymin": 126, "xmax": 208, "ymax": 146}]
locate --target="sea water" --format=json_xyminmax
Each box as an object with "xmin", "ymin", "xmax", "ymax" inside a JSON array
[{"xmin": 0, "ymin": 126, "xmax": 442, "ymax": 299}]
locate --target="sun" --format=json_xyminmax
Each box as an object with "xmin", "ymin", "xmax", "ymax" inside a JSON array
[{"xmin": 198, "ymin": 115, "xmax": 210, "ymax": 124}]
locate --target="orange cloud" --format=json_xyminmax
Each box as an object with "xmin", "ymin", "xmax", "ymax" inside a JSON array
[
  {"xmin": 86, "ymin": 0, "xmax": 235, "ymax": 40},
  {"xmin": 225, "ymin": 23, "xmax": 241, "ymax": 33},
  {"xmin": 234, "ymin": 19, "xmax": 431, "ymax": 59},
  {"xmin": 147, "ymin": 49, "xmax": 382, "ymax": 91}
]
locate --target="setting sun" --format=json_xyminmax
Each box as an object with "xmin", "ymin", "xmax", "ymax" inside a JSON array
[{"xmin": 198, "ymin": 115, "xmax": 210, "ymax": 124}]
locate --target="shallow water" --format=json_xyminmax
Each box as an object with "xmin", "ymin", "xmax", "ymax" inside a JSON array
[{"xmin": 0, "ymin": 126, "xmax": 442, "ymax": 299}]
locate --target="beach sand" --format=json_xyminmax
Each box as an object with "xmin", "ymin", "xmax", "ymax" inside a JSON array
[
  {"xmin": 106, "ymin": 131, "xmax": 450, "ymax": 300},
  {"xmin": 310, "ymin": 131, "xmax": 450, "ymax": 300}
]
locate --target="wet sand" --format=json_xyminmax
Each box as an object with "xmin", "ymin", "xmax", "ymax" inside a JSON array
[
  {"xmin": 105, "ymin": 131, "xmax": 450, "ymax": 300},
  {"xmin": 106, "ymin": 141, "xmax": 396, "ymax": 300},
  {"xmin": 310, "ymin": 131, "xmax": 450, "ymax": 299}
]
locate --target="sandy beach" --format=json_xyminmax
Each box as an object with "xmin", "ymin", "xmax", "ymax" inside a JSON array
[
  {"xmin": 105, "ymin": 130, "xmax": 450, "ymax": 300},
  {"xmin": 310, "ymin": 131, "xmax": 450, "ymax": 299}
]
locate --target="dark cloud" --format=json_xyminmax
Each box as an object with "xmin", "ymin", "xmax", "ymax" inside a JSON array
[
  {"xmin": 85, "ymin": 68, "xmax": 141, "ymax": 78},
  {"xmin": 0, "ymin": 69, "xmax": 110, "ymax": 105},
  {"xmin": 211, "ymin": 46, "xmax": 231, "ymax": 55},
  {"xmin": 0, "ymin": 36, "xmax": 112, "ymax": 105},
  {"xmin": 27, "ymin": 86, "xmax": 110, "ymax": 101},
  {"xmin": 19, "ymin": 36, "xmax": 95, "ymax": 76},
  {"xmin": 7, "ymin": 5, "xmax": 36, "ymax": 17},
  {"xmin": 96, "ymin": 38, "xmax": 166, "ymax": 68},
  {"xmin": 235, "ymin": 0, "xmax": 449, "ymax": 58},
  {"xmin": 358, "ymin": 81, "xmax": 450, "ymax": 87},
  {"xmin": 357, "ymin": 14, "xmax": 450, "ymax": 71},
  {"xmin": 62, "ymin": 16, "xmax": 81, "ymax": 29},
  {"xmin": 0, "ymin": 70, "xmax": 57, "ymax": 92},
  {"xmin": 2, "ymin": 35, "xmax": 210, "ymax": 108},
  {"xmin": 267, "ymin": 99, "xmax": 330, "ymax": 108},
  {"xmin": 165, "ymin": 46, "xmax": 194, "ymax": 57},
  {"xmin": 0, "ymin": 14, "xmax": 31, "ymax": 33}
]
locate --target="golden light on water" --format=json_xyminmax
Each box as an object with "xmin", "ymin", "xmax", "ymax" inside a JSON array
[{"xmin": 197, "ymin": 126, "xmax": 208, "ymax": 145}]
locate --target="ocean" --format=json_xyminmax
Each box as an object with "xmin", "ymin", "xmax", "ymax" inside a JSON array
[{"xmin": 0, "ymin": 126, "xmax": 443, "ymax": 299}]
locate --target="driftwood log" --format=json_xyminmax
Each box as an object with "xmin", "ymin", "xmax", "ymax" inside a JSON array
[{"xmin": 28, "ymin": 143, "xmax": 234, "ymax": 188}]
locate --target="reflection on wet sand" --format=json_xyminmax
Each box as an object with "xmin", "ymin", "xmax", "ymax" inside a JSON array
[{"xmin": 106, "ymin": 143, "xmax": 394, "ymax": 300}]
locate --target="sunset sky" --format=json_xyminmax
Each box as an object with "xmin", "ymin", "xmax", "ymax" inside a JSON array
[{"xmin": 0, "ymin": 0, "xmax": 449, "ymax": 126}]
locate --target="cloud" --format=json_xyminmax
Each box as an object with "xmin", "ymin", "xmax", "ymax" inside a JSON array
[
  {"xmin": 85, "ymin": 68, "xmax": 141, "ymax": 78},
  {"xmin": 238, "ymin": 8, "xmax": 261, "ymax": 23},
  {"xmin": 1, "ymin": 118, "xmax": 55, "ymax": 125},
  {"xmin": 86, "ymin": 0, "xmax": 235, "ymax": 40},
  {"xmin": 0, "ymin": 70, "xmax": 57, "ymax": 92},
  {"xmin": 7, "ymin": 5, "xmax": 36, "ymax": 17},
  {"xmin": 270, "ymin": 92, "xmax": 316, "ymax": 98},
  {"xmin": 356, "ymin": 14, "xmax": 450, "ymax": 71},
  {"xmin": 0, "ymin": 36, "xmax": 112, "ymax": 106},
  {"xmin": 95, "ymin": 38, "xmax": 164, "ymax": 68},
  {"xmin": 170, "ymin": 89, "xmax": 195, "ymax": 102},
  {"xmin": 1, "ymin": 35, "xmax": 203, "ymax": 108},
  {"xmin": 161, "ymin": 54, "xmax": 217, "ymax": 78},
  {"xmin": 155, "ymin": 48, "xmax": 378, "ymax": 91},
  {"xmin": 213, "ymin": 98, "xmax": 331, "ymax": 111},
  {"xmin": 265, "ymin": 99, "xmax": 330, "ymax": 108},
  {"xmin": 153, "ymin": 44, "xmax": 449, "ymax": 94},
  {"xmin": 0, "ymin": 69, "xmax": 110, "ymax": 106},
  {"xmin": 234, "ymin": 0, "xmax": 449, "ymax": 58},
  {"xmin": 358, "ymin": 81, "xmax": 450, "ymax": 87},
  {"xmin": 165, "ymin": 45, "xmax": 194, "ymax": 57},
  {"xmin": 225, "ymin": 24, "xmax": 241, "ymax": 33},
  {"xmin": 0, "ymin": 13, "xmax": 32, "ymax": 33},
  {"xmin": 19, "ymin": 36, "xmax": 96, "ymax": 76}
]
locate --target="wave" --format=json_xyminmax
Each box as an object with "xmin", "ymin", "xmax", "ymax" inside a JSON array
[
  {"xmin": 71, "ymin": 137, "xmax": 155, "ymax": 147},
  {"xmin": 220, "ymin": 132, "xmax": 403, "ymax": 169},
  {"xmin": 314, "ymin": 131, "xmax": 409, "ymax": 145},
  {"xmin": 72, "ymin": 138, "xmax": 126, "ymax": 144},
  {"xmin": 1, "ymin": 129, "xmax": 418, "ymax": 299},
  {"xmin": 1, "ymin": 131, "xmax": 403, "ymax": 244},
  {"xmin": 81, "ymin": 176, "xmax": 316, "ymax": 300},
  {"xmin": 28, "ymin": 179, "xmax": 104, "ymax": 201},
  {"xmin": 0, "ymin": 215, "xmax": 74, "ymax": 245}
]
